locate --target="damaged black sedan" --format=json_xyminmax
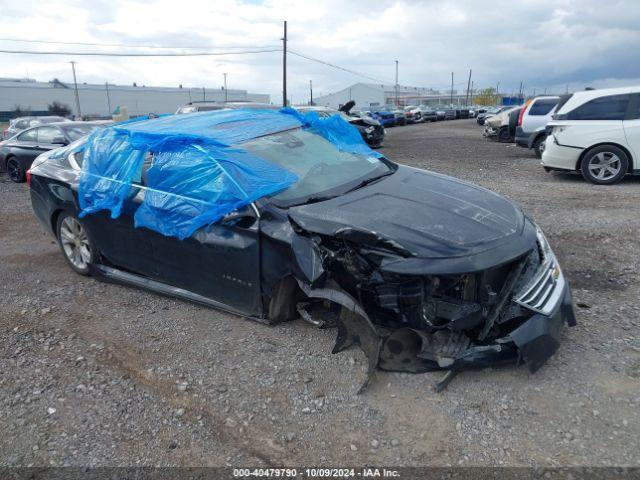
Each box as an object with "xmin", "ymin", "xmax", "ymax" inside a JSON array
[{"xmin": 28, "ymin": 108, "xmax": 575, "ymax": 391}]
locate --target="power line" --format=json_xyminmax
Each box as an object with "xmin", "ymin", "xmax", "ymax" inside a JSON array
[
  {"xmin": 288, "ymin": 49, "xmax": 392, "ymax": 84},
  {"xmin": 0, "ymin": 48, "xmax": 281, "ymax": 57},
  {"xmin": 0, "ymin": 37, "xmax": 280, "ymax": 50}
]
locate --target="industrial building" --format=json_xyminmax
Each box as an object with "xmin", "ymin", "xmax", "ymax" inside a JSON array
[
  {"xmin": 312, "ymin": 82, "xmax": 477, "ymax": 109},
  {"xmin": 0, "ymin": 78, "xmax": 271, "ymax": 120}
]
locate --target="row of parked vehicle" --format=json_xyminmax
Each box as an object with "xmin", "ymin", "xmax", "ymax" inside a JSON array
[
  {"xmin": 358, "ymin": 104, "xmax": 478, "ymax": 127},
  {"xmin": 480, "ymin": 85, "xmax": 640, "ymax": 185},
  {"xmin": 0, "ymin": 118, "xmax": 111, "ymax": 182}
]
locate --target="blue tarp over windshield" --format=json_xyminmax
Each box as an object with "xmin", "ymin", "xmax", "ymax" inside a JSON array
[{"xmin": 78, "ymin": 107, "xmax": 382, "ymax": 239}]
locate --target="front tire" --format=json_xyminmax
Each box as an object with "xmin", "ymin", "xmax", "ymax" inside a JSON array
[
  {"xmin": 498, "ymin": 126, "xmax": 512, "ymax": 143},
  {"xmin": 56, "ymin": 212, "xmax": 94, "ymax": 276},
  {"xmin": 581, "ymin": 145, "xmax": 629, "ymax": 185},
  {"xmin": 6, "ymin": 157, "xmax": 25, "ymax": 183}
]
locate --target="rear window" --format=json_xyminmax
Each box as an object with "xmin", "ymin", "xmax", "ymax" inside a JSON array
[
  {"xmin": 528, "ymin": 99, "xmax": 558, "ymax": 116},
  {"xmin": 567, "ymin": 94, "xmax": 629, "ymax": 120}
]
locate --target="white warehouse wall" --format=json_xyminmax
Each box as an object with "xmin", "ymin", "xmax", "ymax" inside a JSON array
[{"xmin": 0, "ymin": 80, "xmax": 270, "ymax": 117}]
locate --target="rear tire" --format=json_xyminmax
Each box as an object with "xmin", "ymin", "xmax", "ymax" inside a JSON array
[
  {"xmin": 56, "ymin": 211, "xmax": 94, "ymax": 276},
  {"xmin": 533, "ymin": 135, "xmax": 546, "ymax": 159},
  {"xmin": 581, "ymin": 145, "xmax": 629, "ymax": 185},
  {"xmin": 6, "ymin": 157, "xmax": 25, "ymax": 183}
]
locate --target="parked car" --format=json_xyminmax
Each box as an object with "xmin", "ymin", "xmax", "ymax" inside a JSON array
[
  {"xmin": 484, "ymin": 106, "xmax": 523, "ymax": 142},
  {"xmin": 28, "ymin": 109, "xmax": 575, "ymax": 390},
  {"xmin": 0, "ymin": 121, "xmax": 109, "ymax": 182},
  {"xmin": 435, "ymin": 109, "xmax": 447, "ymax": 121},
  {"xmin": 364, "ymin": 108, "xmax": 396, "ymax": 127},
  {"xmin": 456, "ymin": 108, "xmax": 470, "ymax": 119},
  {"xmin": 299, "ymin": 104, "xmax": 385, "ymax": 148},
  {"xmin": 477, "ymin": 106, "xmax": 510, "ymax": 126},
  {"xmin": 403, "ymin": 106, "xmax": 423, "ymax": 123},
  {"xmin": 542, "ymin": 86, "xmax": 640, "ymax": 185},
  {"xmin": 515, "ymin": 96, "xmax": 560, "ymax": 158},
  {"xmin": 176, "ymin": 101, "xmax": 276, "ymax": 114},
  {"xmin": 444, "ymin": 108, "xmax": 457, "ymax": 120},
  {"xmin": 420, "ymin": 106, "xmax": 438, "ymax": 122},
  {"xmin": 383, "ymin": 105, "xmax": 406, "ymax": 126},
  {"xmin": 3, "ymin": 115, "xmax": 71, "ymax": 139}
]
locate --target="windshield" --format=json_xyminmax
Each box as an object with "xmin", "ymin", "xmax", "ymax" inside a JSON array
[
  {"xmin": 62, "ymin": 124, "xmax": 100, "ymax": 141},
  {"xmin": 242, "ymin": 128, "xmax": 392, "ymax": 206}
]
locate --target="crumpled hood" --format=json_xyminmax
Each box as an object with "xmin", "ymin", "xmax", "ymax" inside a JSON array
[{"xmin": 288, "ymin": 166, "xmax": 535, "ymax": 273}]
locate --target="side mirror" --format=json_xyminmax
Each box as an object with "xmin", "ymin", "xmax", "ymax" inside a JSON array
[{"xmin": 51, "ymin": 137, "xmax": 68, "ymax": 146}]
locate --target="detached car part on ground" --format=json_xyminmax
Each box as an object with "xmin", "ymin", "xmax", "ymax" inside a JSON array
[{"xmin": 28, "ymin": 108, "xmax": 576, "ymax": 392}]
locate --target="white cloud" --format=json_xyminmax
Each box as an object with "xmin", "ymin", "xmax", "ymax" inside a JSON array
[{"xmin": 1, "ymin": 0, "xmax": 639, "ymax": 104}]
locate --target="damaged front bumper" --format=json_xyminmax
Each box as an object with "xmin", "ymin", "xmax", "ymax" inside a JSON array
[{"xmin": 290, "ymin": 220, "xmax": 576, "ymax": 392}]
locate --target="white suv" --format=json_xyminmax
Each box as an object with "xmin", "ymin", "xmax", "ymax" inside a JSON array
[
  {"xmin": 542, "ymin": 86, "xmax": 640, "ymax": 185},
  {"xmin": 515, "ymin": 96, "xmax": 559, "ymax": 158}
]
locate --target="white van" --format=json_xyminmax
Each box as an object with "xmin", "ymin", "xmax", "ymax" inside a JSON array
[{"xmin": 541, "ymin": 86, "xmax": 640, "ymax": 185}]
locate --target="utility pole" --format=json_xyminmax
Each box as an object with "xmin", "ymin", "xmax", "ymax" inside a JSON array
[
  {"xmin": 282, "ymin": 20, "xmax": 287, "ymax": 107},
  {"xmin": 223, "ymin": 73, "xmax": 228, "ymax": 102},
  {"xmin": 465, "ymin": 69, "xmax": 472, "ymax": 105},
  {"xmin": 105, "ymin": 82, "xmax": 111, "ymax": 113},
  {"xmin": 309, "ymin": 79, "xmax": 313, "ymax": 105},
  {"xmin": 202, "ymin": 86, "xmax": 206, "ymax": 101},
  {"xmin": 470, "ymin": 80, "xmax": 474, "ymax": 105},
  {"xmin": 395, "ymin": 60, "xmax": 399, "ymax": 106},
  {"xmin": 450, "ymin": 72, "xmax": 454, "ymax": 106},
  {"xmin": 69, "ymin": 61, "xmax": 81, "ymax": 119},
  {"xmin": 518, "ymin": 81, "xmax": 523, "ymax": 103}
]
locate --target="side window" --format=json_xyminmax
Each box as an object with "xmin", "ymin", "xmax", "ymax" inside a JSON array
[
  {"xmin": 529, "ymin": 99, "xmax": 558, "ymax": 116},
  {"xmin": 15, "ymin": 120, "xmax": 28, "ymax": 129},
  {"xmin": 37, "ymin": 127, "xmax": 63, "ymax": 144},
  {"xmin": 568, "ymin": 94, "xmax": 629, "ymax": 120},
  {"xmin": 132, "ymin": 152, "xmax": 154, "ymax": 186},
  {"xmin": 17, "ymin": 129, "xmax": 37, "ymax": 142}
]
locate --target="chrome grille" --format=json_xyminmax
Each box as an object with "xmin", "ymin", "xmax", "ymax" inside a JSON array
[{"xmin": 515, "ymin": 258, "xmax": 565, "ymax": 316}]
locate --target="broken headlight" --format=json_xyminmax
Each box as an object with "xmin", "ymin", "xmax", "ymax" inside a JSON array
[{"xmin": 514, "ymin": 226, "xmax": 565, "ymax": 316}]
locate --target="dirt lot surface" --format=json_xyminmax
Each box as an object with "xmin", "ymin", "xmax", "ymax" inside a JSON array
[{"xmin": 1, "ymin": 120, "xmax": 639, "ymax": 468}]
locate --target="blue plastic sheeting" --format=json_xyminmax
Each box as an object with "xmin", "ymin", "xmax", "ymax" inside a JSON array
[
  {"xmin": 78, "ymin": 107, "xmax": 380, "ymax": 240},
  {"xmin": 281, "ymin": 107, "xmax": 384, "ymax": 159},
  {"xmin": 135, "ymin": 143, "xmax": 296, "ymax": 239}
]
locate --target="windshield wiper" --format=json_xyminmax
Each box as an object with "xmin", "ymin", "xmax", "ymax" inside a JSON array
[
  {"xmin": 294, "ymin": 194, "xmax": 338, "ymax": 206},
  {"xmin": 345, "ymin": 170, "xmax": 394, "ymax": 194}
]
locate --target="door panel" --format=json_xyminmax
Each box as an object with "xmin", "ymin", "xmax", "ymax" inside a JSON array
[
  {"xmin": 148, "ymin": 206, "xmax": 262, "ymax": 316},
  {"xmin": 82, "ymin": 186, "xmax": 157, "ymax": 278}
]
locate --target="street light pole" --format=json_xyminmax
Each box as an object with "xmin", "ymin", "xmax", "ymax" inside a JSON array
[
  {"xmin": 450, "ymin": 72, "xmax": 454, "ymax": 106},
  {"xmin": 105, "ymin": 82, "xmax": 111, "ymax": 113},
  {"xmin": 395, "ymin": 60, "xmax": 399, "ymax": 106},
  {"xmin": 69, "ymin": 61, "xmax": 82, "ymax": 119},
  {"xmin": 309, "ymin": 79, "xmax": 313, "ymax": 105},
  {"xmin": 223, "ymin": 73, "xmax": 228, "ymax": 102},
  {"xmin": 282, "ymin": 20, "xmax": 288, "ymax": 107}
]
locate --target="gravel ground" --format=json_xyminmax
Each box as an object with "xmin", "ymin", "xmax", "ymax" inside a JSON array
[{"xmin": 1, "ymin": 119, "xmax": 639, "ymax": 468}]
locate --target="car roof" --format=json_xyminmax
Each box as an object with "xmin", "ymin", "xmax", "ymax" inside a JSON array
[{"xmin": 557, "ymin": 85, "xmax": 640, "ymax": 114}]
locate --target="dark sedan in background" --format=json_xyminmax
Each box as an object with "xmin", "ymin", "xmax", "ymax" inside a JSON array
[{"xmin": 0, "ymin": 121, "xmax": 108, "ymax": 182}]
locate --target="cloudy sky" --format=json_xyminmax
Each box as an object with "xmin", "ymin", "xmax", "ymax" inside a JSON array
[{"xmin": 1, "ymin": 0, "xmax": 639, "ymax": 103}]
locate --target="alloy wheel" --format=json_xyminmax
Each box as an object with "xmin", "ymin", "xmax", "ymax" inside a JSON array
[
  {"xmin": 59, "ymin": 216, "xmax": 91, "ymax": 270},
  {"xmin": 588, "ymin": 152, "xmax": 621, "ymax": 181},
  {"xmin": 7, "ymin": 158, "xmax": 22, "ymax": 182}
]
